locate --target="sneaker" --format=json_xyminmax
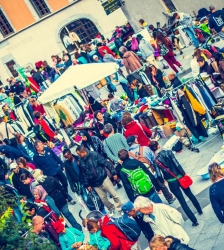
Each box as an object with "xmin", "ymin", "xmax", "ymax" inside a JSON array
[
  {"xmin": 117, "ymin": 183, "xmax": 122, "ymax": 189},
  {"xmin": 192, "ymin": 222, "xmax": 199, "ymax": 227},
  {"xmin": 180, "ymin": 66, "xmax": 185, "ymax": 73},
  {"xmin": 69, "ymin": 200, "xmax": 76, "ymax": 205},
  {"xmin": 108, "ymin": 209, "xmax": 115, "ymax": 217},
  {"xmin": 168, "ymin": 197, "xmax": 176, "ymax": 204},
  {"xmin": 198, "ymin": 211, "xmax": 203, "ymax": 215},
  {"xmin": 180, "ymin": 51, "xmax": 183, "ymax": 55}
]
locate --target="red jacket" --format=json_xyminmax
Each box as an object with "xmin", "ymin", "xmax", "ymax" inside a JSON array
[
  {"xmin": 98, "ymin": 46, "xmax": 116, "ymax": 58},
  {"xmin": 124, "ymin": 121, "xmax": 152, "ymax": 147},
  {"xmin": 100, "ymin": 215, "xmax": 137, "ymax": 250},
  {"xmin": 37, "ymin": 119, "xmax": 55, "ymax": 141}
]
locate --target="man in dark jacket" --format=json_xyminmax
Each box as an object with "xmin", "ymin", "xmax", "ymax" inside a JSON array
[
  {"xmin": 63, "ymin": 148, "xmax": 85, "ymax": 197},
  {"xmin": 117, "ymin": 149, "xmax": 162, "ymax": 203},
  {"xmin": 0, "ymin": 144, "xmax": 24, "ymax": 161},
  {"xmin": 168, "ymin": 72, "xmax": 182, "ymax": 89},
  {"xmin": 33, "ymin": 140, "xmax": 75, "ymax": 204},
  {"xmin": 10, "ymin": 162, "xmax": 33, "ymax": 199},
  {"xmin": 122, "ymin": 201, "xmax": 154, "ymax": 242},
  {"xmin": 76, "ymin": 145, "xmax": 122, "ymax": 216},
  {"xmin": 30, "ymin": 69, "xmax": 44, "ymax": 86}
]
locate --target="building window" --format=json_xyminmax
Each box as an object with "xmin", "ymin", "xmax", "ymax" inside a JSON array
[
  {"xmin": 161, "ymin": 0, "xmax": 177, "ymax": 13},
  {"xmin": 0, "ymin": 9, "xmax": 14, "ymax": 37},
  {"xmin": 30, "ymin": 0, "xmax": 50, "ymax": 18},
  {"xmin": 60, "ymin": 18, "xmax": 99, "ymax": 47},
  {"xmin": 6, "ymin": 60, "xmax": 18, "ymax": 77}
]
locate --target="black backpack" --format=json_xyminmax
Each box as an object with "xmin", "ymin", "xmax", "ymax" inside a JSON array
[{"xmin": 33, "ymin": 124, "xmax": 50, "ymax": 142}]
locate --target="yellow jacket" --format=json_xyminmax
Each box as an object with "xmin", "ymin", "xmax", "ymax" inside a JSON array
[{"xmin": 184, "ymin": 87, "xmax": 206, "ymax": 115}]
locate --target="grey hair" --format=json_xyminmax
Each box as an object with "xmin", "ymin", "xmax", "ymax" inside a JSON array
[
  {"xmin": 209, "ymin": 5, "xmax": 215, "ymax": 11},
  {"xmin": 119, "ymin": 46, "xmax": 127, "ymax": 53},
  {"xmin": 134, "ymin": 196, "xmax": 153, "ymax": 209},
  {"xmin": 103, "ymin": 123, "xmax": 114, "ymax": 135}
]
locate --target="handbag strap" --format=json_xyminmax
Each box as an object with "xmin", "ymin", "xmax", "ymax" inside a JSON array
[
  {"xmin": 136, "ymin": 122, "xmax": 148, "ymax": 138},
  {"xmin": 154, "ymin": 159, "xmax": 178, "ymax": 179}
]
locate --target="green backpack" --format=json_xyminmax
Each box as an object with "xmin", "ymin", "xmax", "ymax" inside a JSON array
[{"xmin": 121, "ymin": 167, "xmax": 153, "ymax": 195}]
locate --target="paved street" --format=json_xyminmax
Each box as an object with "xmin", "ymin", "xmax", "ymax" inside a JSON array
[{"xmin": 65, "ymin": 42, "xmax": 224, "ymax": 249}]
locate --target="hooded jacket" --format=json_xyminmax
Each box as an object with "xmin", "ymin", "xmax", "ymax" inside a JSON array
[
  {"xmin": 124, "ymin": 121, "xmax": 152, "ymax": 147},
  {"xmin": 89, "ymin": 230, "xmax": 111, "ymax": 250},
  {"xmin": 0, "ymin": 145, "xmax": 22, "ymax": 161},
  {"xmin": 100, "ymin": 215, "xmax": 137, "ymax": 250},
  {"xmin": 64, "ymin": 155, "xmax": 84, "ymax": 192},
  {"xmin": 168, "ymin": 237, "xmax": 195, "ymax": 250},
  {"xmin": 119, "ymin": 158, "xmax": 160, "ymax": 202},
  {"xmin": 199, "ymin": 61, "xmax": 214, "ymax": 75},
  {"xmin": 59, "ymin": 228, "xmax": 84, "ymax": 250},
  {"xmin": 138, "ymin": 39, "xmax": 154, "ymax": 60},
  {"xmin": 122, "ymin": 51, "xmax": 142, "ymax": 74},
  {"xmin": 153, "ymin": 150, "xmax": 185, "ymax": 182},
  {"xmin": 78, "ymin": 150, "xmax": 116, "ymax": 187}
]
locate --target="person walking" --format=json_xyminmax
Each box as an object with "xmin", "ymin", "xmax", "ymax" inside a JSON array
[
  {"xmin": 76, "ymin": 145, "xmax": 122, "ymax": 216},
  {"xmin": 208, "ymin": 162, "xmax": 224, "ymax": 223},
  {"xmin": 137, "ymin": 34, "xmax": 159, "ymax": 68},
  {"xmin": 127, "ymin": 136, "xmax": 175, "ymax": 204},
  {"xmin": 156, "ymin": 32, "xmax": 184, "ymax": 74},
  {"xmin": 32, "ymin": 169, "xmax": 82, "ymax": 231},
  {"xmin": 150, "ymin": 141, "xmax": 202, "ymax": 226},
  {"xmin": 134, "ymin": 196, "xmax": 190, "ymax": 244},
  {"xmin": 121, "ymin": 115, "xmax": 152, "ymax": 147},
  {"xmin": 148, "ymin": 65, "xmax": 166, "ymax": 97},
  {"xmin": 117, "ymin": 149, "xmax": 162, "ymax": 203},
  {"xmin": 103, "ymin": 123, "xmax": 129, "ymax": 165},
  {"xmin": 119, "ymin": 46, "xmax": 142, "ymax": 74},
  {"xmin": 0, "ymin": 117, "xmax": 17, "ymax": 147},
  {"xmin": 33, "ymin": 140, "xmax": 75, "ymax": 204},
  {"xmin": 208, "ymin": 5, "xmax": 224, "ymax": 40},
  {"xmin": 173, "ymin": 12, "xmax": 199, "ymax": 48}
]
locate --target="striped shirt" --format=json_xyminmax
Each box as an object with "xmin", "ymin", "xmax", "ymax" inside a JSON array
[{"xmin": 104, "ymin": 133, "xmax": 129, "ymax": 163}]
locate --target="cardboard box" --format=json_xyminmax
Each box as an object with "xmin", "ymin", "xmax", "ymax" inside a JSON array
[{"xmin": 162, "ymin": 124, "xmax": 175, "ymax": 138}]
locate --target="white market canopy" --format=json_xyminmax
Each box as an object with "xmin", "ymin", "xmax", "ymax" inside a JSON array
[{"xmin": 38, "ymin": 62, "xmax": 118, "ymax": 104}]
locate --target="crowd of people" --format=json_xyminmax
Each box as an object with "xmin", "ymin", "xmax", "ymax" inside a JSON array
[{"xmin": 0, "ymin": 4, "xmax": 224, "ymax": 250}]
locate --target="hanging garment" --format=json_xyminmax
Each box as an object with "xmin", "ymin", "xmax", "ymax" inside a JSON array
[
  {"xmin": 57, "ymin": 100, "xmax": 77, "ymax": 122},
  {"xmin": 63, "ymin": 97, "xmax": 80, "ymax": 120},
  {"xmin": 170, "ymin": 99, "xmax": 184, "ymax": 126},
  {"xmin": 22, "ymin": 103, "xmax": 34, "ymax": 126},
  {"xmin": 139, "ymin": 71, "xmax": 152, "ymax": 85},
  {"xmin": 15, "ymin": 106, "xmax": 31, "ymax": 128},
  {"xmin": 194, "ymin": 84, "xmax": 215, "ymax": 110},
  {"xmin": 184, "ymin": 87, "xmax": 206, "ymax": 116},
  {"xmin": 68, "ymin": 94, "xmax": 84, "ymax": 113},
  {"xmin": 85, "ymin": 85, "xmax": 101, "ymax": 100},
  {"xmin": 54, "ymin": 104, "xmax": 74, "ymax": 126}
]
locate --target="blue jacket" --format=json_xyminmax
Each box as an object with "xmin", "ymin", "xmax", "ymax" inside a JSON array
[
  {"xmin": 59, "ymin": 228, "xmax": 84, "ymax": 250},
  {"xmin": 33, "ymin": 147, "xmax": 63, "ymax": 176},
  {"xmin": 17, "ymin": 139, "xmax": 35, "ymax": 162},
  {"xmin": 0, "ymin": 145, "xmax": 22, "ymax": 160},
  {"xmin": 89, "ymin": 230, "xmax": 110, "ymax": 250},
  {"xmin": 209, "ymin": 10, "xmax": 224, "ymax": 32}
]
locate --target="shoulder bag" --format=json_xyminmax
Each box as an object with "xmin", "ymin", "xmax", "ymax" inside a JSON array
[{"xmin": 154, "ymin": 159, "xmax": 193, "ymax": 189}]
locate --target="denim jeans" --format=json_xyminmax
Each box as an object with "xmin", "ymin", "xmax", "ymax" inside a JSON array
[
  {"xmin": 45, "ymin": 195, "xmax": 60, "ymax": 217},
  {"xmin": 148, "ymin": 191, "xmax": 162, "ymax": 203},
  {"xmin": 184, "ymin": 27, "xmax": 199, "ymax": 48},
  {"xmin": 61, "ymin": 203, "xmax": 82, "ymax": 231}
]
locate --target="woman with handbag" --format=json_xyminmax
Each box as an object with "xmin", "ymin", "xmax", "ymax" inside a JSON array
[
  {"xmin": 150, "ymin": 141, "xmax": 202, "ymax": 226},
  {"xmin": 0, "ymin": 117, "xmax": 17, "ymax": 148},
  {"xmin": 156, "ymin": 32, "xmax": 184, "ymax": 74}
]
